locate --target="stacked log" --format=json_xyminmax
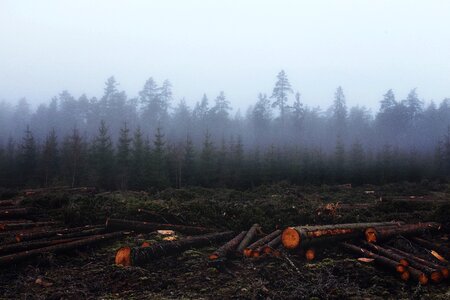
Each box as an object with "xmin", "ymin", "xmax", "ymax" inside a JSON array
[
  {"xmin": 235, "ymin": 224, "xmax": 261, "ymax": 254},
  {"xmin": 0, "ymin": 208, "xmax": 35, "ymax": 219},
  {"xmin": 243, "ymin": 230, "xmax": 281, "ymax": 257},
  {"xmin": 0, "ymin": 221, "xmax": 58, "ymax": 231},
  {"xmin": 115, "ymin": 231, "xmax": 234, "ymax": 266},
  {"xmin": 15, "ymin": 225, "xmax": 104, "ymax": 242},
  {"xmin": 411, "ymin": 237, "xmax": 450, "ymax": 260},
  {"xmin": 105, "ymin": 218, "xmax": 215, "ymax": 235}
]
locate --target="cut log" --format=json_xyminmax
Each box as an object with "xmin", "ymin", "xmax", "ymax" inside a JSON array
[
  {"xmin": 305, "ymin": 248, "xmax": 315, "ymax": 261},
  {"xmin": 0, "ymin": 221, "xmax": 58, "ymax": 231},
  {"xmin": 361, "ymin": 241, "xmax": 409, "ymax": 267},
  {"xmin": 105, "ymin": 218, "xmax": 214, "ymax": 235},
  {"xmin": 115, "ymin": 231, "xmax": 234, "ymax": 266},
  {"xmin": 411, "ymin": 237, "xmax": 450, "ymax": 260},
  {"xmin": 0, "ymin": 200, "xmax": 16, "ymax": 207},
  {"xmin": 243, "ymin": 230, "xmax": 281, "ymax": 257},
  {"xmin": 15, "ymin": 225, "xmax": 104, "ymax": 242},
  {"xmin": 262, "ymin": 235, "xmax": 282, "ymax": 255},
  {"xmin": 137, "ymin": 208, "xmax": 184, "ymax": 224},
  {"xmin": 385, "ymin": 246, "xmax": 448, "ymax": 281},
  {"xmin": 364, "ymin": 223, "xmax": 441, "ymax": 243},
  {"xmin": 0, "ymin": 231, "xmax": 124, "ymax": 266},
  {"xmin": 236, "ymin": 224, "xmax": 260, "ymax": 254},
  {"xmin": 209, "ymin": 231, "xmax": 247, "ymax": 260},
  {"xmin": 282, "ymin": 222, "xmax": 403, "ymax": 249},
  {"xmin": 0, "ymin": 208, "xmax": 35, "ymax": 219},
  {"xmin": 341, "ymin": 242, "xmax": 407, "ymax": 274},
  {"xmin": 0, "ymin": 236, "xmax": 84, "ymax": 255}
]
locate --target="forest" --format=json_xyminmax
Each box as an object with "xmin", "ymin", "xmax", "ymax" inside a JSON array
[{"xmin": 1, "ymin": 70, "xmax": 450, "ymax": 190}]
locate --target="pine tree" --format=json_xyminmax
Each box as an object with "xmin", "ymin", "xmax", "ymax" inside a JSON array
[
  {"xmin": 200, "ymin": 130, "xmax": 215, "ymax": 186},
  {"xmin": 41, "ymin": 129, "xmax": 59, "ymax": 186},
  {"xmin": 151, "ymin": 127, "xmax": 169, "ymax": 188},
  {"xmin": 271, "ymin": 70, "xmax": 293, "ymax": 124},
  {"xmin": 91, "ymin": 120, "xmax": 114, "ymax": 189},
  {"xmin": 183, "ymin": 135, "xmax": 196, "ymax": 186},
  {"xmin": 116, "ymin": 122, "xmax": 132, "ymax": 190},
  {"xmin": 62, "ymin": 129, "xmax": 86, "ymax": 187},
  {"xmin": 332, "ymin": 86, "xmax": 347, "ymax": 136},
  {"xmin": 19, "ymin": 126, "xmax": 37, "ymax": 186},
  {"xmin": 130, "ymin": 127, "xmax": 148, "ymax": 189}
]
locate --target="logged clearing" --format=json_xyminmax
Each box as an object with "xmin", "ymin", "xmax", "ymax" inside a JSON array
[{"xmin": 0, "ymin": 182, "xmax": 449, "ymax": 299}]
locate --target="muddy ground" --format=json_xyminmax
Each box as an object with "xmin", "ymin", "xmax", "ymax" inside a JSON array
[{"xmin": 0, "ymin": 182, "xmax": 449, "ymax": 299}]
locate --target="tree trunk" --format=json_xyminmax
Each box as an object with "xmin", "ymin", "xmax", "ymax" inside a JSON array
[
  {"xmin": 209, "ymin": 231, "xmax": 247, "ymax": 260},
  {"xmin": 116, "ymin": 231, "xmax": 234, "ymax": 266},
  {"xmin": 364, "ymin": 222, "xmax": 441, "ymax": 243},
  {"xmin": 261, "ymin": 235, "xmax": 282, "ymax": 255},
  {"xmin": 0, "ymin": 221, "xmax": 58, "ymax": 231},
  {"xmin": 0, "ymin": 231, "xmax": 124, "ymax": 266},
  {"xmin": 244, "ymin": 230, "xmax": 281, "ymax": 257},
  {"xmin": 411, "ymin": 237, "xmax": 450, "ymax": 260},
  {"xmin": 361, "ymin": 241, "xmax": 409, "ymax": 266},
  {"xmin": 0, "ymin": 200, "xmax": 16, "ymax": 207},
  {"xmin": 105, "ymin": 218, "xmax": 214, "ymax": 235},
  {"xmin": 236, "ymin": 224, "xmax": 260, "ymax": 254},
  {"xmin": 341, "ymin": 242, "xmax": 428, "ymax": 284},
  {"xmin": 385, "ymin": 245, "xmax": 447, "ymax": 281},
  {"xmin": 0, "ymin": 236, "xmax": 83, "ymax": 255},
  {"xmin": 15, "ymin": 225, "xmax": 104, "ymax": 242},
  {"xmin": 0, "ymin": 208, "xmax": 35, "ymax": 219},
  {"xmin": 282, "ymin": 222, "xmax": 403, "ymax": 249}
]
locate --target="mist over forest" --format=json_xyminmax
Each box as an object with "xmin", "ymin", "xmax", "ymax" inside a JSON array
[{"xmin": 1, "ymin": 70, "xmax": 450, "ymax": 189}]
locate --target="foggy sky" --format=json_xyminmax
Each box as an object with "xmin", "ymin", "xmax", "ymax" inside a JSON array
[{"xmin": 1, "ymin": 0, "xmax": 450, "ymax": 111}]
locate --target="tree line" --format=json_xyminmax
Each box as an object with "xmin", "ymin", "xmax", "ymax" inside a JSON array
[{"xmin": 1, "ymin": 71, "xmax": 450, "ymax": 189}]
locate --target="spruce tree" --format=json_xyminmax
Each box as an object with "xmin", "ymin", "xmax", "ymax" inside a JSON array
[
  {"xmin": 41, "ymin": 129, "xmax": 59, "ymax": 186},
  {"xmin": 116, "ymin": 122, "xmax": 132, "ymax": 190},
  {"xmin": 91, "ymin": 120, "xmax": 114, "ymax": 189}
]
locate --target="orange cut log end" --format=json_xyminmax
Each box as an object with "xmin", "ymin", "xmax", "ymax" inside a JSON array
[
  {"xmin": 441, "ymin": 268, "xmax": 449, "ymax": 279},
  {"xmin": 430, "ymin": 271, "xmax": 442, "ymax": 283},
  {"xmin": 305, "ymin": 249, "xmax": 315, "ymax": 261},
  {"xmin": 115, "ymin": 246, "xmax": 132, "ymax": 266},
  {"xmin": 263, "ymin": 246, "xmax": 272, "ymax": 255},
  {"xmin": 419, "ymin": 273, "xmax": 429, "ymax": 285},
  {"xmin": 282, "ymin": 227, "xmax": 300, "ymax": 249},
  {"xmin": 401, "ymin": 271, "xmax": 410, "ymax": 282},
  {"xmin": 243, "ymin": 248, "xmax": 253, "ymax": 257},
  {"xmin": 209, "ymin": 254, "xmax": 219, "ymax": 260},
  {"xmin": 399, "ymin": 258, "xmax": 409, "ymax": 267},
  {"xmin": 141, "ymin": 241, "xmax": 151, "ymax": 248},
  {"xmin": 251, "ymin": 251, "xmax": 260, "ymax": 258},
  {"xmin": 396, "ymin": 264, "xmax": 406, "ymax": 273},
  {"xmin": 365, "ymin": 228, "xmax": 377, "ymax": 243}
]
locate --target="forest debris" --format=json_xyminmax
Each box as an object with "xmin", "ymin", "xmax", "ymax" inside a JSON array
[
  {"xmin": 0, "ymin": 221, "xmax": 59, "ymax": 231},
  {"xmin": 411, "ymin": 237, "xmax": 450, "ymax": 260},
  {"xmin": 282, "ymin": 222, "xmax": 403, "ymax": 249},
  {"xmin": 105, "ymin": 218, "xmax": 215, "ymax": 235},
  {"xmin": 0, "ymin": 236, "xmax": 84, "ymax": 255},
  {"xmin": 115, "ymin": 231, "xmax": 234, "ymax": 266},
  {"xmin": 209, "ymin": 230, "xmax": 247, "ymax": 261},
  {"xmin": 0, "ymin": 208, "xmax": 35, "ymax": 219},
  {"xmin": 0, "ymin": 231, "xmax": 125, "ymax": 266},
  {"xmin": 15, "ymin": 225, "xmax": 104, "ymax": 242}
]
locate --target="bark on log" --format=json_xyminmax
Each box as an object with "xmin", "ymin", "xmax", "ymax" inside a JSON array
[
  {"xmin": 244, "ymin": 230, "xmax": 282, "ymax": 257},
  {"xmin": 262, "ymin": 235, "xmax": 282, "ymax": 255},
  {"xmin": 341, "ymin": 242, "xmax": 410, "ymax": 275},
  {"xmin": 411, "ymin": 237, "xmax": 450, "ymax": 260},
  {"xmin": 0, "ymin": 236, "xmax": 84, "ymax": 255},
  {"xmin": 236, "ymin": 224, "xmax": 260, "ymax": 254},
  {"xmin": 385, "ymin": 246, "xmax": 448, "ymax": 280},
  {"xmin": 361, "ymin": 241, "xmax": 409, "ymax": 267},
  {"xmin": 282, "ymin": 222, "xmax": 403, "ymax": 249},
  {"xmin": 209, "ymin": 231, "xmax": 247, "ymax": 260},
  {"xmin": 0, "ymin": 200, "xmax": 16, "ymax": 207},
  {"xmin": 364, "ymin": 223, "xmax": 441, "ymax": 243},
  {"xmin": 15, "ymin": 225, "xmax": 104, "ymax": 242},
  {"xmin": 0, "ymin": 208, "xmax": 35, "ymax": 219},
  {"xmin": 0, "ymin": 221, "xmax": 58, "ymax": 231},
  {"xmin": 341, "ymin": 242, "xmax": 428, "ymax": 284},
  {"xmin": 105, "ymin": 218, "xmax": 214, "ymax": 235},
  {"xmin": 115, "ymin": 231, "xmax": 234, "ymax": 266},
  {"xmin": 137, "ymin": 208, "xmax": 184, "ymax": 224},
  {"xmin": 0, "ymin": 231, "xmax": 124, "ymax": 266}
]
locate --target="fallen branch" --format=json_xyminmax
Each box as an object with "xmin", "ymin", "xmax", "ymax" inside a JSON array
[
  {"xmin": 209, "ymin": 231, "xmax": 247, "ymax": 260},
  {"xmin": 0, "ymin": 231, "xmax": 124, "ymax": 266},
  {"xmin": 116, "ymin": 231, "xmax": 234, "ymax": 266},
  {"xmin": 105, "ymin": 218, "xmax": 214, "ymax": 235}
]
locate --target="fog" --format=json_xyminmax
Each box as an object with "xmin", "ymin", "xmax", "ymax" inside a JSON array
[
  {"xmin": 1, "ymin": 0, "xmax": 450, "ymax": 111},
  {"xmin": 1, "ymin": 1, "xmax": 450, "ymax": 189}
]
